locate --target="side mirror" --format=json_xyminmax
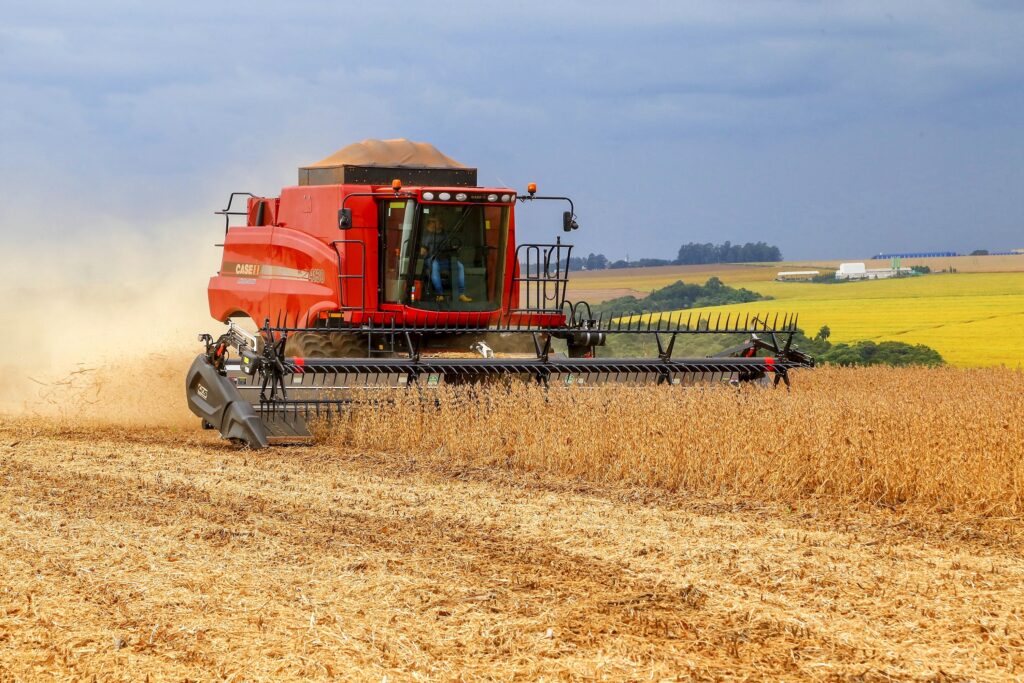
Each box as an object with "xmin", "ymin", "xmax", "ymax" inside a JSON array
[
  {"xmin": 562, "ymin": 211, "xmax": 579, "ymax": 232},
  {"xmin": 338, "ymin": 208, "xmax": 352, "ymax": 230}
]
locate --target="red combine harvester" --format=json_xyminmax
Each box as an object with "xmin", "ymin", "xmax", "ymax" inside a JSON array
[{"xmin": 187, "ymin": 139, "xmax": 813, "ymax": 447}]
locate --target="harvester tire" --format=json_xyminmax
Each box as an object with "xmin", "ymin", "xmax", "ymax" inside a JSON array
[
  {"xmin": 284, "ymin": 331, "xmax": 370, "ymax": 358},
  {"xmin": 483, "ymin": 332, "xmax": 550, "ymax": 355}
]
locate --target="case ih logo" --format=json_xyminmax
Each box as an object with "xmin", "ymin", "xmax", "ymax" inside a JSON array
[
  {"xmin": 224, "ymin": 262, "xmax": 324, "ymax": 283},
  {"xmin": 197, "ymin": 383, "xmax": 209, "ymax": 400}
]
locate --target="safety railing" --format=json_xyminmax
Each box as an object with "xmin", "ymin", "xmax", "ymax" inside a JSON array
[
  {"xmin": 214, "ymin": 192, "xmax": 256, "ymax": 235},
  {"xmin": 511, "ymin": 237, "xmax": 573, "ymax": 314},
  {"xmin": 330, "ymin": 240, "xmax": 366, "ymax": 313}
]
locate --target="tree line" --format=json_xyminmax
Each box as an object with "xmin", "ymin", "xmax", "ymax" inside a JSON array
[
  {"xmin": 566, "ymin": 241, "xmax": 783, "ymax": 271},
  {"xmin": 798, "ymin": 326, "xmax": 944, "ymax": 367},
  {"xmin": 593, "ymin": 277, "xmax": 767, "ymax": 316}
]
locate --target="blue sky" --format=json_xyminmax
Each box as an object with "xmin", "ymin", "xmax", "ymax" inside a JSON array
[{"xmin": 2, "ymin": 1, "xmax": 1023, "ymax": 259}]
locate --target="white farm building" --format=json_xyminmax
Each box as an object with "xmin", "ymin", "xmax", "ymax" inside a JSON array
[
  {"xmin": 775, "ymin": 270, "xmax": 820, "ymax": 281},
  {"xmin": 835, "ymin": 262, "xmax": 912, "ymax": 280}
]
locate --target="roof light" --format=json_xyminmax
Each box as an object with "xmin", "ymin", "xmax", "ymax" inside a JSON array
[
  {"xmin": 527, "ymin": 182, "xmax": 537, "ymax": 196},
  {"xmin": 500, "ymin": 194, "xmax": 510, "ymax": 202},
  {"xmin": 391, "ymin": 178, "xmax": 402, "ymax": 192},
  {"xmin": 487, "ymin": 193, "xmax": 498, "ymax": 202},
  {"xmin": 422, "ymin": 191, "xmax": 435, "ymax": 200},
  {"xmin": 439, "ymin": 192, "xmax": 451, "ymax": 201},
  {"xmin": 455, "ymin": 192, "xmax": 468, "ymax": 201}
]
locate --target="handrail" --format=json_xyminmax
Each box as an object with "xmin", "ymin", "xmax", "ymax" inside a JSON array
[
  {"xmin": 215, "ymin": 192, "xmax": 256, "ymax": 235},
  {"xmin": 510, "ymin": 238, "xmax": 573, "ymax": 314},
  {"xmin": 330, "ymin": 240, "xmax": 367, "ymax": 313}
]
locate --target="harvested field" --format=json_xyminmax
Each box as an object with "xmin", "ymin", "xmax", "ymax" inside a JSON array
[{"xmin": 1, "ymin": 365, "xmax": 1023, "ymax": 679}]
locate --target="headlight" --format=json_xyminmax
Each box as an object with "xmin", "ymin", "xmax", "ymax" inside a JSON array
[
  {"xmin": 422, "ymin": 191, "xmax": 435, "ymax": 201},
  {"xmin": 500, "ymin": 194, "xmax": 511, "ymax": 202},
  {"xmin": 455, "ymin": 192, "xmax": 468, "ymax": 201},
  {"xmin": 487, "ymin": 193, "xmax": 498, "ymax": 202},
  {"xmin": 438, "ymin": 192, "xmax": 451, "ymax": 201}
]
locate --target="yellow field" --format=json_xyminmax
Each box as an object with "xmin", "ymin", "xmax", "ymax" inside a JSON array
[{"xmin": 570, "ymin": 263, "xmax": 1024, "ymax": 368}]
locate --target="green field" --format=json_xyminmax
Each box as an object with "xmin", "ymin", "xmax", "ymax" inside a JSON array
[{"xmin": 571, "ymin": 267, "xmax": 1024, "ymax": 368}]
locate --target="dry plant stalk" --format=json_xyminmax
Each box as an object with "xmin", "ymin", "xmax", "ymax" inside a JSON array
[
  {"xmin": 327, "ymin": 365, "xmax": 1024, "ymax": 516},
  {"xmin": 2, "ymin": 366, "xmax": 1023, "ymax": 679}
]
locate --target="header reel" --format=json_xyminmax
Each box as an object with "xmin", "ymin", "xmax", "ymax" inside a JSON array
[{"xmin": 186, "ymin": 312, "xmax": 814, "ymax": 449}]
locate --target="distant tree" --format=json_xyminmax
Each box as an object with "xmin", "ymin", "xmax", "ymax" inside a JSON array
[
  {"xmin": 584, "ymin": 253, "xmax": 609, "ymax": 270},
  {"xmin": 593, "ymin": 278, "xmax": 768, "ymax": 316},
  {"xmin": 631, "ymin": 258, "xmax": 674, "ymax": 268},
  {"xmin": 821, "ymin": 341, "xmax": 944, "ymax": 367},
  {"xmin": 910, "ymin": 265, "xmax": 931, "ymax": 274},
  {"xmin": 815, "ymin": 325, "xmax": 831, "ymax": 341},
  {"xmin": 970, "ymin": 249, "xmax": 989, "ymax": 256},
  {"xmin": 787, "ymin": 329, "xmax": 944, "ymax": 367},
  {"xmin": 574, "ymin": 241, "xmax": 784, "ymax": 272},
  {"xmin": 675, "ymin": 241, "xmax": 784, "ymax": 265}
]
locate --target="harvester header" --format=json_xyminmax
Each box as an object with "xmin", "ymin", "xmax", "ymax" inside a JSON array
[{"xmin": 188, "ymin": 139, "xmax": 814, "ymax": 447}]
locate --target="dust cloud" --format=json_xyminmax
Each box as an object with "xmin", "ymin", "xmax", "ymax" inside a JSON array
[{"xmin": 1, "ymin": 221, "xmax": 224, "ymax": 427}]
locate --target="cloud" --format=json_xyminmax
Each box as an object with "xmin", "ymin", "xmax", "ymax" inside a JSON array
[{"xmin": 1, "ymin": 1, "xmax": 1023, "ymax": 259}]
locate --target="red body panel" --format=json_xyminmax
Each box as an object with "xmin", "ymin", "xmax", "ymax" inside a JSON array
[
  {"xmin": 209, "ymin": 226, "xmax": 274, "ymax": 321},
  {"xmin": 208, "ymin": 183, "xmax": 566, "ymax": 330}
]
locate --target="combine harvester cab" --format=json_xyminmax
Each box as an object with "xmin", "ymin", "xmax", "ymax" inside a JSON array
[{"xmin": 187, "ymin": 139, "xmax": 814, "ymax": 448}]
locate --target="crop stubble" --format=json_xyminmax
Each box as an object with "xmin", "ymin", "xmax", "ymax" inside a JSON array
[{"xmin": 0, "ymin": 364, "xmax": 1022, "ymax": 679}]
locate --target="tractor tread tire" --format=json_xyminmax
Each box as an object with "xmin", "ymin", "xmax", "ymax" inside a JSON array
[{"xmin": 284, "ymin": 332, "xmax": 370, "ymax": 358}]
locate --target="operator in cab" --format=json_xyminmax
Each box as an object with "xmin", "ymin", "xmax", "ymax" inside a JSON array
[{"xmin": 420, "ymin": 215, "xmax": 472, "ymax": 303}]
